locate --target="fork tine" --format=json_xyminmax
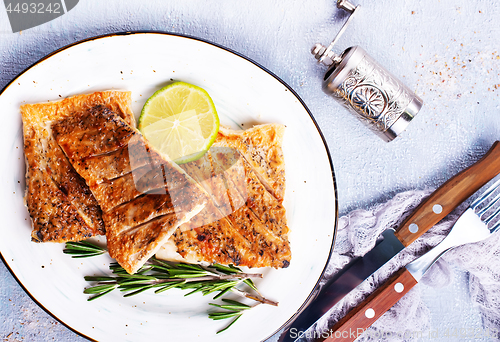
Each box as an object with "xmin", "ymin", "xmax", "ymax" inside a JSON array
[
  {"xmin": 491, "ymin": 220, "xmax": 500, "ymax": 233},
  {"xmin": 484, "ymin": 204, "xmax": 500, "ymax": 225},
  {"xmin": 478, "ymin": 192, "xmax": 500, "ymax": 217},
  {"xmin": 471, "ymin": 178, "xmax": 500, "ymax": 210}
]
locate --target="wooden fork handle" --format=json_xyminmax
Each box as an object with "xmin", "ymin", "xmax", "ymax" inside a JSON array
[
  {"xmin": 395, "ymin": 141, "xmax": 500, "ymax": 247},
  {"xmin": 320, "ymin": 268, "xmax": 418, "ymax": 342}
]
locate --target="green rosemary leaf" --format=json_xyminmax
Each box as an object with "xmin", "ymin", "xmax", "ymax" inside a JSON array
[
  {"xmin": 208, "ymin": 311, "xmax": 241, "ymax": 320},
  {"xmin": 65, "ymin": 242, "xmax": 102, "ymax": 251},
  {"xmin": 63, "ymin": 249, "xmax": 97, "ymax": 254},
  {"xmin": 216, "ymin": 314, "xmax": 242, "ymax": 334},
  {"xmin": 212, "ymin": 286, "xmax": 233, "ymax": 300},
  {"xmin": 118, "ymin": 284, "xmax": 151, "ymax": 291},
  {"xmin": 221, "ymin": 299, "xmax": 251, "ymax": 308},
  {"xmin": 149, "ymin": 273, "xmax": 172, "ymax": 279},
  {"xmin": 63, "ymin": 249, "xmax": 103, "ymax": 256},
  {"xmin": 176, "ymin": 263, "xmax": 206, "ymax": 271},
  {"xmin": 84, "ymin": 276, "xmax": 116, "ymax": 282},
  {"xmin": 202, "ymin": 281, "xmax": 238, "ymax": 295},
  {"xmin": 209, "ymin": 303, "xmax": 250, "ymax": 311},
  {"xmin": 136, "ymin": 267, "xmax": 154, "ymax": 275},
  {"xmin": 84, "ymin": 284, "xmax": 116, "ymax": 294},
  {"xmin": 149, "ymin": 264, "xmax": 172, "ymax": 273},
  {"xmin": 133, "ymin": 264, "xmax": 153, "ymax": 274},
  {"xmin": 63, "ymin": 241, "xmax": 106, "ymax": 258},
  {"xmin": 184, "ymin": 285, "xmax": 209, "ymax": 296},
  {"xmin": 210, "ymin": 264, "xmax": 239, "ymax": 274},
  {"xmin": 243, "ymin": 279, "xmax": 258, "ymax": 292},
  {"xmin": 87, "ymin": 288, "xmax": 115, "ymax": 301},
  {"xmin": 109, "ymin": 264, "xmax": 127, "ymax": 274},
  {"xmin": 228, "ymin": 264, "xmax": 242, "ymax": 271},
  {"xmin": 123, "ymin": 285, "xmax": 155, "ymax": 297},
  {"xmin": 117, "ymin": 279, "xmax": 154, "ymax": 286},
  {"xmin": 75, "ymin": 241, "xmax": 104, "ymax": 248},
  {"xmin": 167, "ymin": 269, "xmax": 209, "ymax": 278},
  {"xmin": 150, "ymin": 257, "xmax": 176, "ymax": 269},
  {"xmin": 109, "ymin": 262, "xmax": 154, "ymax": 275},
  {"xmin": 150, "ymin": 283, "xmax": 173, "ymax": 288},
  {"xmin": 176, "ymin": 281, "xmax": 204, "ymax": 289},
  {"xmin": 116, "ymin": 274, "xmax": 157, "ymax": 281},
  {"xmin": 154, "ymin": 281, "xmax": 185, "ymax": 294},
  {"xmin": 71, "ymin": 253, "xmax": 108, "ymax": 259}
]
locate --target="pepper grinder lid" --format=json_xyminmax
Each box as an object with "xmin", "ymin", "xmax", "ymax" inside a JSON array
[{"xmin": 312, "ymin": 0, "xmax": 423, "ymax": 142}]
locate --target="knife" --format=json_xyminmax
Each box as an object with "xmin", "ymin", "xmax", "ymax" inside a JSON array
[
  {"xmin": 319, "ymin": 176, "xmax": 500, "ymax": 342},
  {"xmin": 279, "ymin": 141, "xmax": 500, "ymax": 341}
]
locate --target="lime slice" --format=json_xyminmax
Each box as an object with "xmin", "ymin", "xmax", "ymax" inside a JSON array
[{"xmin": 138, "ymin": 81, "xmax": 219, "ymax": 164}]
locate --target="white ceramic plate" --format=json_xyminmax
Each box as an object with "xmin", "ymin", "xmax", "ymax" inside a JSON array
[{"xmin": 0, "ymin": 33, "xmax": 337, "ymax": 342}]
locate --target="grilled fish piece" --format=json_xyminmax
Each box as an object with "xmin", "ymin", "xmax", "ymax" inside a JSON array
[
  {"xmin": 88, "ymin": 165, "xmax": 174, "ymax": 212},
  {"xmin": 52, "ymin": 105, "xmax": 208, "ymax": 274},
  {"xmin": 179, "ymin": 152, "xmax": 235, "ymax": 224},
  {"xmin": 21, "ymin": 91, "xmax": 134, "ymax": 242},
  {"xmin": 215, "ymin": 124, "xmax": 286, "ymax": 202},
  {"xmin": 157, "ymin": 125, "xmax": 290, "ymax": 269},
  {"xmin": 73, "ymin": 138, "xmax": 160, "ymax": 182}
]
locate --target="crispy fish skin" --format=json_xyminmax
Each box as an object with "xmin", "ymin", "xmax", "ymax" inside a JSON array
[
  {"xmin": 179, "ymin": 152, "xmax": 234, "ymax": 225},
  {"xmin": 23, "ymin": 128, "xmax": 104, "ymax": 242},
  {"xmin": 171, "ymin": 214, "xmax": 251, "ymax": 266},
  {"xmin": 25, "ymin": 165, "xmax": 98, "ymax": 242},
  {"xmin": 89, "ymin": 165, "xmax": 167, "ymax": 212},
  {"xmin": 73, "ymin": 138, "xmax": 161, "ymax": 183},
  {"xmin": 21, "ymin": 91, "xmax": 134, "ymax": 242},
  {"xmin": 215, "ymin": 124, "xmax": 286, "ymax": 203},
  {"xmin": 106, "ymin": 210, "xmax": 203, "ymax": 274},
  {"xmin": 159, "ymin": 128, "xmax": 291, "ymax": 269},
  {"xmin": 53, "ymin": 105, "xmax": 208, "ymax": 274},
  {"xmin": 53, "ymin": 106, "xmax": 136, "ymax": 164},
  {"xmin": 43, "ymin": 137, "xmax": 105, "ymax": 234}
]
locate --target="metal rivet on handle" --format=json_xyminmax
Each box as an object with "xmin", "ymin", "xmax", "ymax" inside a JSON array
[
  {"xmin": 394, "ymin": 282, "xmax": 404, "ymax": 293},
  {"xmin": 365, "ymin": 308, "xmax": 375, "ymax": 319},
  {"xmin": 337, "ymin": 0, "xmax": 357, "ymax": 13},
  {"xmin": 409, "ymin": 223, "xmax": 419, "ymax": 233},
  {"xmin": 433, "ymin": 204, "xmax": 443, "ymax": 214}
]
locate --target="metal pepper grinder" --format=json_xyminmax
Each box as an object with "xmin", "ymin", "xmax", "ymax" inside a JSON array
[{"xmin": 313, "ymin": 0, "xmax": 423, "ymax": 142}]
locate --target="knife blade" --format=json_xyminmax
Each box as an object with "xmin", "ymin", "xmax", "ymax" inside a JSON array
[{"xmin": 279, "ymin": 141, "xmax": 500, "ymax": 342}]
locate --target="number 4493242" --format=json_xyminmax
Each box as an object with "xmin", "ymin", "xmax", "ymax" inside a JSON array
[{"xmin": 5, "ymin": 2, "xmax": 61, "ymax": 14}]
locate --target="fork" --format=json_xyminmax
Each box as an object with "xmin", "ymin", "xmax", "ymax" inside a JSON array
[{"xmin": 318, "ymin": 178, "xmax": 500, "ymax": 342}]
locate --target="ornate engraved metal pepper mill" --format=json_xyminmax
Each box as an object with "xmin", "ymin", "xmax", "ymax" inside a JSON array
[{"xmin": 313, "ymin": 0, "xmax": 423, "ymax": 142}]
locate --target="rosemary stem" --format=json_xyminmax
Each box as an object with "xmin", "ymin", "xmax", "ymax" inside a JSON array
[
  {"xmin": 232, "ymin": 287, "xmax": 279, "ymax": 306},
  {"xmin": 97, "ymin": 273, "xmax": 262, "ymax": 286}
]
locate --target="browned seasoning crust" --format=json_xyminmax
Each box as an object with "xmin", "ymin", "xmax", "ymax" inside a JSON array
[
  {"xmin": 214, "ymin": 124, "xmax": 286, "ymax": 203},
  {"xmin": 52, "ymin": 105, "xmax": 208, "ymax": 274},
  {"xmin": 21, "ymin": 91, "xmax": 135, "ymax": 242},
  {"xmin": 22, "ymin": 90, "xmax": 290, "ymax": 271},
  {"xmin": 161, "ymin": 124, "xmax": 291, "ymax": 269}
]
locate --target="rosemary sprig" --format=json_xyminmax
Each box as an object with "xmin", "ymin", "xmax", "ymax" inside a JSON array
[
  {"xmin": 64, "ymin": 241, "xmax": 278, "ymax": 332},
  {"xmin": 82, "ymin": 258, "xmax": 270, "ymax": 303},
  {"xmin": 63, "ymin": 241, "xmax": 106, "ymax": 258},
  {"xmin": 209, "ymin": 299, "xmax": 253, "ymax": 334}
]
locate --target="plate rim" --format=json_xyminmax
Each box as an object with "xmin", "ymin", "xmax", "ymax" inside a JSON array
[{"xmin": 0, "ymin": 30, "xmax": 339, "ymax": 342}]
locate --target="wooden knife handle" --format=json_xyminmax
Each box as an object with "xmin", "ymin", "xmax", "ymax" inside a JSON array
[
  {"xmin": 395, "ymin": 141, "xmax": 500, "ymax": 247},
  {"xmin": 320, "ymin": 268, "xmax": 418, "ymax": 342}
]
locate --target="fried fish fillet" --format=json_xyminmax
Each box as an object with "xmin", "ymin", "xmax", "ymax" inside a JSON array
[
  {"xmin": 21, "ymin": 91, "xmax": 134, "ymax": 242},
  {"xmin": 215, "ymin": 124, "xmax": 286, "ymax": 202},
  {"xmin": 52, "ymin": 105, "xmax": 208, "ymax": 274},
  {"xmin": 157, "ymin": 124, "xmax": 291, "ymax": 268}
]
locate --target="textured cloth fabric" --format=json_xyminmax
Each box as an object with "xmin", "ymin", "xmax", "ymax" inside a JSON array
[{"xmin": 311, "ymin": 189, "xmax": 500, "ymax": 341}]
